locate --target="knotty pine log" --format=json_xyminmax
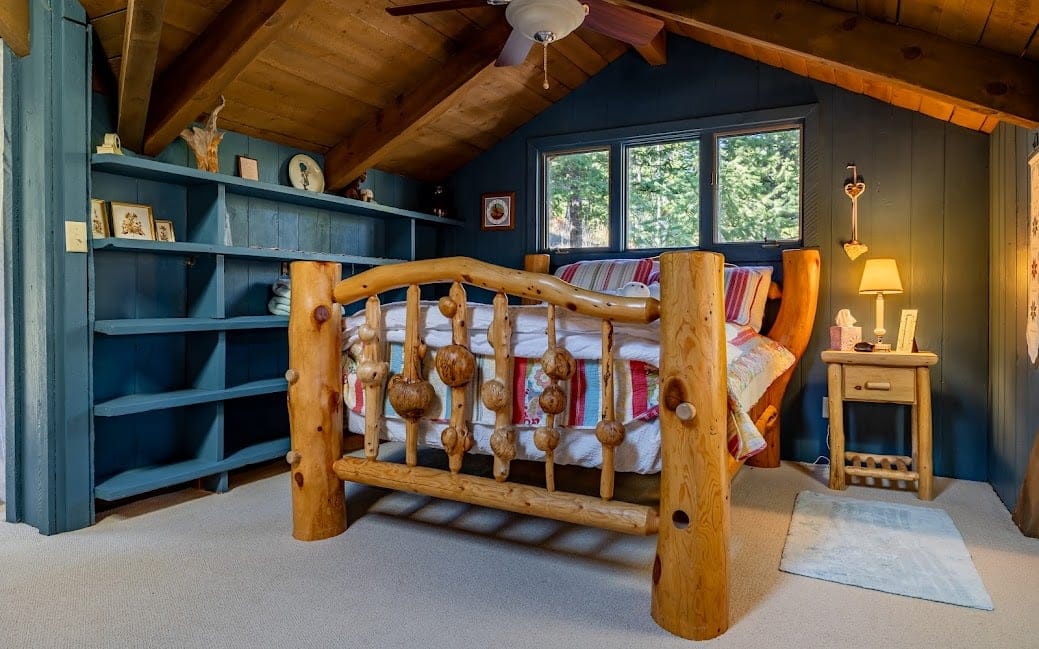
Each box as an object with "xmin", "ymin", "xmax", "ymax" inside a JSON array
[{"xmin": 287, "ymin": 261, "xmax": 346, "ymax": 541}]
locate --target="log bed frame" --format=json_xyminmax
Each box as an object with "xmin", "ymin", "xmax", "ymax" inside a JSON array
[{"xmin": 285, "ymin": 248, "xmax": 820, "ymax": 641}]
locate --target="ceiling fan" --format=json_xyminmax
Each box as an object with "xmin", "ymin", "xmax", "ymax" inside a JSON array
[{"xmin": 386, "ymin": 0, "xmax": 664, "ymax": 86}]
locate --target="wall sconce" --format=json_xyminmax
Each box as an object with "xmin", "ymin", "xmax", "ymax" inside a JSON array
[{"xmin": 859, "ymin": 258, "xmax": 903, "ymax": 351}]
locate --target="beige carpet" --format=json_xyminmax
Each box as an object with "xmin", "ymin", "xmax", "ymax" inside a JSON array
[{"xmin": 1, "ymin": 452, "xmax": 1037, "ymax": 649}]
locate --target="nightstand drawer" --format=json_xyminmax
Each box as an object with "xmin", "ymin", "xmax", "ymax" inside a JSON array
[{"xmin": 842, "ymin": 366, "xmax": 916, "ymax": 403}]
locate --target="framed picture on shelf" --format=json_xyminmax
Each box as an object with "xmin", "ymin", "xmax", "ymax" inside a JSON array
[
  {"xmin": 896, "ymin": 309, "xmax": 919, "ymax": 353},
  {"xmin": 110, "ymin": 202, "xmax": 156, "ymax": 241},
  {"xmin": 237, "ymin": 155, "xmax": 259, "ymax": 181},
  {"xmin": 153, "ymin": 219, "xmax": 176, "ymax": 242},
  {"xmin": 90, "ymin": 199, "xmax": 110, "ymax": 239},
  {"xmin": 481, "ymin": 192, "xmax": 515, "ymax": 230}
]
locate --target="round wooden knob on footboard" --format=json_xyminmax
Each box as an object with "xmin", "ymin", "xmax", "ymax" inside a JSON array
[
  {"xmin": 285, "ymin": 450, "xmax": 302, "ymax": 465},
  {"xmin": 285, "ymin": 369, "xmax": 299, "ymax": 385},
  {"xmin": 435, "ymin": 344, "xmax": 476, "ymax": 387},
  {"xmin": 387, "ymin": 376, "xmax": 435, "ymax": 420},
  {"xmin": 596, "ymin": 420, "xmax": 626, "ymax": 447},
  {"xmin": 675, "ymin": 402, "xmax": 697, "ymax": 422},
  {"xmin": 538, "ymin": 385, "xmax": 567, "ymax": 415},
  {"xmin": 480, "ymin": 379, "xmax": 509, "ymax": 412},
  {"xmin": 533, "ymin": 426, "xmax": 560, "ymax": 452},
  {"xmin": 541, "ymin": 348, "xmax": 576, "ymax": 381},
  {"xmin": 490, "ymin": 427, "xmax": 517, "ymax": 462},
  {"xmin": 358, "ymin": 325, "xmax": 377, "ymax": 343},
  {"xmin": 437, "ymin": 296, "xmax": 458, "ymax": 318}
]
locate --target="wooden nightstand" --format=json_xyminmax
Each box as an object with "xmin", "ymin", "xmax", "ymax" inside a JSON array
[{"xmin": 821, "ymin": 351, "xmax": 939, "ymax": 500}]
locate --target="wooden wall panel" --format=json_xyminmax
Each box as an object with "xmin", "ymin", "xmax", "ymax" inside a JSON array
[
  {"xmin": 448, "ymin": 36, "xmax": 992, "ymax": 480},
  {"xmin": 988, "ymin": 123, "xmax": 1039, "ymax": 510}
]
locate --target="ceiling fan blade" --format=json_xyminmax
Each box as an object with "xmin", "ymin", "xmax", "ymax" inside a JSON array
[
  {"xmin": 581, "ymin": 0, "xmax": 665, "ymax": 47},
  {"xmin": 496, "ymin": 28, "xmax": 535, "ymax": 67},
  {"xmin": 386, "ymin": 0, "xmax": 494, "ymax": 17}
]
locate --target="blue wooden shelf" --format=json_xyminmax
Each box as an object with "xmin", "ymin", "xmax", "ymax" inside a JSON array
[
  {"xmin": 94, "ymin": 438, "xmax": 291, "ymax": 501},
  {"xmin": 92, "ymin": 154, "xmax": 461, "ymax": 227},
  {"xmin": 93, "ymin": 378, "xmax": 288, "ymax": 417},
  {"xmin": 91, "ymin": 237, "xmax": 407, "ymax": 266},
  {"xmin": 94, "ymin": 316, "xmax": 289, "ymax": 335}
]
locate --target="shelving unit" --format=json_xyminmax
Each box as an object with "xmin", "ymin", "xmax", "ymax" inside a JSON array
[{"xmin": 89, "ymin": 153, "xmax": 457, "ymax": 503}]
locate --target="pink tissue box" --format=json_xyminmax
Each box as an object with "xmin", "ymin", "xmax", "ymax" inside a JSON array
[{"xmin": 830, "ymin": 326, "xmax": 862, "ymax": 351}]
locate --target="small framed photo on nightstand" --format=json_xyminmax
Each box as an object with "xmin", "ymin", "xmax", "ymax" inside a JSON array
[{"xmin": 896, "ymin": 309, "xmax": 918, "ymax": 353}]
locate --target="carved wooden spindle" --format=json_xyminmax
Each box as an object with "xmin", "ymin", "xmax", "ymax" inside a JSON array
[
  {"xmin": 535, "ymin": 304, "xmax": 575, "ymax": 491},
  {"xmin": 357, "ymin": 295, "xmax": 389, "ymax": 460},
  {"xmin": 435, "ymin": 283, "xmax": 476, "ymax": 474},
  {"xmin": 387, "ymin": 285, "xmax": 434, "ymax": 467},
  {"xmin": 482, "ymin": 292, "xmax": 515, "ymax": 482},
  {"xmin": 596, "ymin": 319, "xmax": 625, "ymax": 501}
]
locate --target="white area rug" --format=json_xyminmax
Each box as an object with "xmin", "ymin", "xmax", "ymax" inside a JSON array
[{"xmin": 780, "ymin": 490, "xmax": 994, "ymax": 610}]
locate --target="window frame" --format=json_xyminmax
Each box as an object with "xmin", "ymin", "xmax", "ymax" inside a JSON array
[{"xmin": 527, "ymin": 104, "xmax": 818, "ymax": 265}]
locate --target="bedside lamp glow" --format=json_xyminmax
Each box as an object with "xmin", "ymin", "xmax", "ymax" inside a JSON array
[{"xmin": 858, "ymin": 258, "xmax": 903, "ymax": 351}]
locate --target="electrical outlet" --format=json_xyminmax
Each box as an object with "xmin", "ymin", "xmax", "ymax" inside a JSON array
[{"xmin": 821, "ymin": 396, "xmax": 829, "ymax": 419}]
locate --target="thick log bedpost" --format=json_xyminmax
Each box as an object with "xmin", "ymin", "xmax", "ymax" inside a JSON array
[
  {"xmin": 287, "ymin": 261, "xmax": 347, "ymax": 541},
  {"xmin": 652, "ymin": 251, "xmax": 730, "ymax": 640}
]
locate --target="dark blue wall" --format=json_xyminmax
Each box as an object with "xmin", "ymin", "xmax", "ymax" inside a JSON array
[
  {"xmin": 448, "ymin": 35, "xmax": 991, "ymax": 480},
  {"xmin": 988, "ymin": 123, "xmax": 1039, "ymax": 511}
]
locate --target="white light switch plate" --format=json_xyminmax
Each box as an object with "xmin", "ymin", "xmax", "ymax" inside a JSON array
[{"xmin": 65, "ymin": 221, "xmax": 88, "ymax": 253}]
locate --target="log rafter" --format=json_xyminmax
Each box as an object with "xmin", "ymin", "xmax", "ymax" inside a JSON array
[
  {"xmin": 612, "ymin": 0, "xmax": 1039, "ymax": 128},
  {"xmin": 323, "ymin": 18, "xmax": 513, "ymax": 192},
  {"xmin": 0, "ymin": 0, "xmax": 30, "ymax": 57},
  {"xmin": 143, "ymin": 0, "xmax": 311, "ymax": 156},
  {"xmin": 118, "ymin": 0, "xmax": 167, "ymax": 152}
]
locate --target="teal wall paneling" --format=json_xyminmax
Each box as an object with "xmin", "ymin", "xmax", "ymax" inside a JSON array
[
  {"xmin": 4, "ymin": 0, "xmax": 91, "ymax": 531},
  {"xmin": 988, "ymin": 123, "xmax": 1039, "ymax": 511},
  {"xmin": 447, "ymin": 35, "xmax": 991, "ymax": 480}
]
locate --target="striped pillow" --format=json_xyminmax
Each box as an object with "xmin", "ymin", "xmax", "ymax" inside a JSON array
[
  {"xmin": 553, "ymin": 258, "xmax": 659, "ymax": 293},
  {"xmin": 724, "ymin": 265, "xmax": 773, "ymax": 332}
]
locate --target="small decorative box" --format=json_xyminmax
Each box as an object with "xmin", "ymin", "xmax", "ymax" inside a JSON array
[{"xmin": 830, "ymin": 326, "xmax": 862, "ymax": 351}]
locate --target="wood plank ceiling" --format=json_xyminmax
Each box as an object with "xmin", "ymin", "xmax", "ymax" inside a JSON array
[{"xmin": 82, "ymin": 0, "xmax": 1039, "ymax": 186}]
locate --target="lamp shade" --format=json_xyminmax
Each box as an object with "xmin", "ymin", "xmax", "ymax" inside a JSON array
[
  {"xmin": 858, "ymin": 258, "xmax": 903, "ymax": 294},
  {"xmin": 506, "ymin": 0, "xmax": 586, "ymax": 43}
]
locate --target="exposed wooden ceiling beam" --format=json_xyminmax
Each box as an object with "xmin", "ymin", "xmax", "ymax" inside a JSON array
[
  {"xmin": 0, "ymin": 0, "xmax": 30, "ymax": 57},
  {"xmin": 117, "ymin": 0, "xmax": 167, "ymax": 152},
  {"xmin": 612, "ymin": 0, "xmax": 1039, "ymax": 128},
  {"xmin": 324, "ymin": 18, "xmax": 513, "ymax": 192},
  {"xmin": 635, "ymin": 27, "xmax": 666, "ymax": 66},
  {"xmin": 142, "ymin": 0, "xmax": 310, "ymax": 156}
]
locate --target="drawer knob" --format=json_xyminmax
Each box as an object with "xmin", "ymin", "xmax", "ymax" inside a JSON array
[{"xmin": 862, "ymin": 381, "xmax": 891, "ymax": 391}]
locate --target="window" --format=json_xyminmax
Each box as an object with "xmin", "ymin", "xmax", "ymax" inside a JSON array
[
  {"xmin": 534, "ymin": 106, "xmax": 811, "ymax": 259},
  {"xmin": 626, "ymin": 139, "xmax": 700, "ymax": 249},
  {"xmin": 544, "ymin": 149, "xmax": 610, "ymax": 250},
  {"xmin": 715, "ymin": 127, "xmax": 801, "ymax": 243}
]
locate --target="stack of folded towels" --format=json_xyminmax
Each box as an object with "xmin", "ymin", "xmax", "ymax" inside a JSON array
[{"xmin": 268, "ymin": 276, "xmax": 291, "ymax": 316}]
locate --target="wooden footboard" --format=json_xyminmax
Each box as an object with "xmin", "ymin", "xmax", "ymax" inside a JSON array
[{"xmin": 285, "ymin": 250, "xmax": 811, "ymax": 641}]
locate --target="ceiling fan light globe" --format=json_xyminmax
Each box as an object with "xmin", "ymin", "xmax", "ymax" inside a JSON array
[{"xmin": 506, "ymin": 0, "xmax": 586, "ymax": 42}]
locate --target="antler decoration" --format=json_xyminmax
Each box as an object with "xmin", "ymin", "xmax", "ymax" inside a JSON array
[
  {"xmin": 843, "ymin": 164, "xmax": 869, "ymax": 261},
  {"xmin": 179, "ymin": 95, "xmax": 226, "ymax": 173}
]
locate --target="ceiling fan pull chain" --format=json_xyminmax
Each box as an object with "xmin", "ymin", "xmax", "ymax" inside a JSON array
[{"xmin": 543, "ymin": 42, "xmax": 550, "ymax": 90}]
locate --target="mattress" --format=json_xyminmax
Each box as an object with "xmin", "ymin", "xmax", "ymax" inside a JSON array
[{"xmin": 343, "ymin": 302, "xmax": 795, "ymax": 474}]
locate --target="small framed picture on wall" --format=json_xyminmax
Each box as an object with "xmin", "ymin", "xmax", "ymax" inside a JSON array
[
  {"xmin": 153, "ymin": 219, "xmax": 176, "ymax": 242},
  {"xmin": 90, "ymin": 199, "xmax": 110, "ymax": 239},
  {"xmin": 110, "ymin": 202, "xmax": 156, "ymax": 241},
  {"xmin": 237, "ymin": 155, "xmax": 260, "ymax": 181},
  {"xmin": 481, "ymin": 192, "xmax": 516, "ymax": 231}
]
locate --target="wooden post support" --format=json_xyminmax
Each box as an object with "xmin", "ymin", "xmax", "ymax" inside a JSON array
[
  {"xmin": 596, "ymin": 319, "xmax": 624, "ymax": 500},
  {"xmin": 522, "ymin": 253, "xmax": 551, "ymax": 305},
  {"xmin": 287, "ymin": 261, "xmax": 346, "ymax": 541},
  {"xmin": 535, "ymin": 304, "xmax": 572, "ymax": 491},
  {"xmin": 652, "ymin": 251, "xmax": 730, "ymax": 641},
  {"xmin": 387, "ymin": 285, "xmax": 434, "ymax": 468}
]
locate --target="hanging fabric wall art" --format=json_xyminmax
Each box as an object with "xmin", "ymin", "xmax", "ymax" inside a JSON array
[{"xmin": 1028, "ymin": 148, "xmax": 1039, "ymax": 364}]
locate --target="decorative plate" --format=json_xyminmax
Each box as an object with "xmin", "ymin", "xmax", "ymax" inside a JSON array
[{"xmin": 288, "ymin": 154, "xmax": 325, "ymax": 193}]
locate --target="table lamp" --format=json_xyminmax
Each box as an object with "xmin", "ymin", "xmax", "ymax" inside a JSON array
[{"xmin": 858, "ymin": 258, "xmax": 903, "ymax": 351}]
